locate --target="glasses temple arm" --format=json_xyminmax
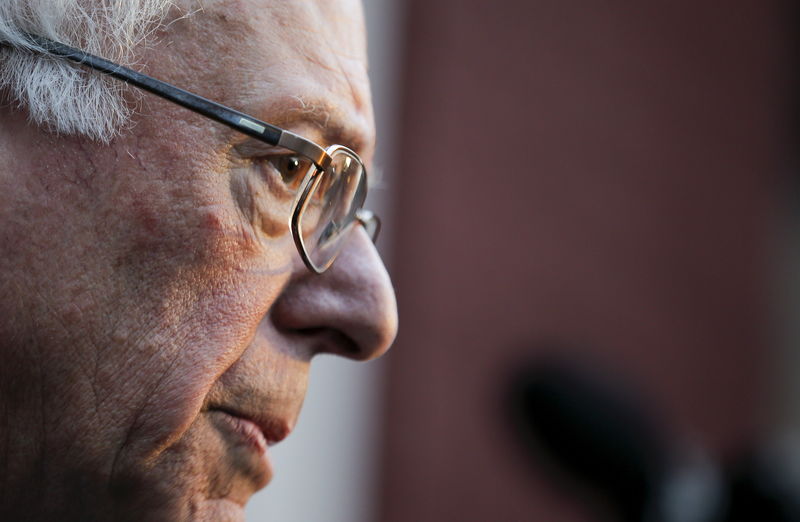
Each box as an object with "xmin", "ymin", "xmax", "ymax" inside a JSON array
[{"xmin": 15, "ymin": 34, "xmax": 284, "ymax": 146}]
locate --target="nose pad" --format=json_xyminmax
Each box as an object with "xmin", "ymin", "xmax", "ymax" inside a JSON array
[{"xmin": 271, "ymin": 228, "xmax": 398, "ymax": 361}]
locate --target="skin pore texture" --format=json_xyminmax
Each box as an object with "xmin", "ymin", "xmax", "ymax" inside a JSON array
[{"xmin": 0, "ymin": 1, "xmax": 397, "ymax": 520}]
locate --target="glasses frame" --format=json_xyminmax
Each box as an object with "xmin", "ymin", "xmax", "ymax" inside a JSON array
[{"xmin": 9, "ymin": 34, "xmax": 380, "ymax": 274}]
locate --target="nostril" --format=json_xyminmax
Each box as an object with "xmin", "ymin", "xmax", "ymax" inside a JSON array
[{"xmin": 296, "ymin": 327, "xmax": 361, "ymax": 359}]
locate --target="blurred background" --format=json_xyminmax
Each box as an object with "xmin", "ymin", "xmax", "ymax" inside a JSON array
[{"xmin": 250, "ymin": 0, "xmax": 799, "ymax": 520}]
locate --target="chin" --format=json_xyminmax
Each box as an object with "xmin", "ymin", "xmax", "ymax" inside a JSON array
[{"xmin": 101, "ymin": 411, "xmax": 270, "ymax": 522}]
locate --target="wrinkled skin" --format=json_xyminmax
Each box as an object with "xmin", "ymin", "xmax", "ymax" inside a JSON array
[{"xmin": 0, "ymin": 1, "xmax": 397, "ymax": 520}]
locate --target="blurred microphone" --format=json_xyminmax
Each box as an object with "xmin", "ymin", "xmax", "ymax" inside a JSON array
[
  {"xmin": 508, "ymin": 357, "xmax": 800, "ymax": 522},
  {"xmin": 508, "ymin": 358, "xmax": 672, "ymax": 522}
]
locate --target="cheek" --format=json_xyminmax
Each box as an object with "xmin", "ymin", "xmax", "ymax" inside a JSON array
[
  {"xmin": 86, "ymin": 149, "xmax": 293, "ymax": 489},
  {"xmin": 101, "ymin": 273, "xmax": 283, "ymax": 515}
]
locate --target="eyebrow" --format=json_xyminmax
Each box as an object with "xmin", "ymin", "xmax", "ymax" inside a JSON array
[{"xmin": 257, "ymin": 97, "xmax": 372, "ymax": 154}]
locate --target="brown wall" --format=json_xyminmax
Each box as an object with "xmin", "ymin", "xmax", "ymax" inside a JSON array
[{"xmin": 380, "ymin": 1, "xmax": 790, "ymax": 520}]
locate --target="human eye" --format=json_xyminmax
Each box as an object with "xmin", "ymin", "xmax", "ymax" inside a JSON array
[{"xmin": 264, "ymin": 154, "xmax": 312, "ymax": 192}]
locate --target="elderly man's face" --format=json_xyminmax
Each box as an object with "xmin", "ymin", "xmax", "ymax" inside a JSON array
[{"xmin": 0, "ymin": 0, "xmax": 396, "ymax": 520}]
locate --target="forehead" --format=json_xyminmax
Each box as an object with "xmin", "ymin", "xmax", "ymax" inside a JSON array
[{"xmin": 171, "ymin": 0, "xmax": 373, "ymax": 152}]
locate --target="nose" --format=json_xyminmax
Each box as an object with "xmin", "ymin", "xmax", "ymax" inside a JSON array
[{"xmin": 270, "ymin": 229, "xmax": 398, "ymax": 361}]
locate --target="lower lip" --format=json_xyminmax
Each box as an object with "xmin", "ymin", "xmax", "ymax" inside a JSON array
[{"xmin": 211, "ymin": 410, "xmax": 273, "ymax": 486}]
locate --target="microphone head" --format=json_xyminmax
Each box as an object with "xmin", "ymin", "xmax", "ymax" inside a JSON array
[{"xmin": 508, "ymin": 357, "xmax": 670, "ymax": 521}]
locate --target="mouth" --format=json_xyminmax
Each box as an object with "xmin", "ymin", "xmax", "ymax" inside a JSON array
[{"xmin": 208, "ymin": 407, "xmax": 292, "ymax": 489}]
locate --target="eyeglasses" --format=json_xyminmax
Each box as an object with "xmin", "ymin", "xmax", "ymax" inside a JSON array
[{"xmin": 13, "ymin": 34, "xmax": 381, "ymax": 274}]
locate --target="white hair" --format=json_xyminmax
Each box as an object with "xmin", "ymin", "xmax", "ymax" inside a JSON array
[{"xmin": 0, "ymin": 1, "xmax": 173, "ymax": 142}]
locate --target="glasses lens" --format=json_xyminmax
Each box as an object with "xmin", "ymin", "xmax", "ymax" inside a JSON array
[{"xmin": 299, "ymin": 148, "xmax": 367, "ymax": 271}]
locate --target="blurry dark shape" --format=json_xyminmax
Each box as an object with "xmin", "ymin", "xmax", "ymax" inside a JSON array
[
  {"xmin": 508, "ymin": 356, "xmax": 800, "ymax": 522},
  {"xmin": 719, "ymin": 452, "xmax": 800, "ymax": 522},
  {"xmin": 508, "ymin": 357, "xmax": 670, "ymax": 522}
]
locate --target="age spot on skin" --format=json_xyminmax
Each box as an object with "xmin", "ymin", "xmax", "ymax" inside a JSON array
[
  {"xmin": 200, "ymin": 210, "xmax": 225, "ymax": 232},
  {"xmin": 132, "ymin": 198, "xmax": 161, "ymax": 236}
]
